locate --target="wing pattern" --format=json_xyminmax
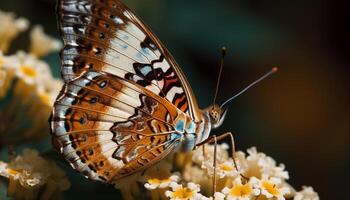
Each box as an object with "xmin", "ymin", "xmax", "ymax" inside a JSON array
[
  {"xmin": 57, "ymin": 0, "xmax": 192, "ymax": 114},
  {"xmin": 52, "ymin": 0, "xmax": 199, "ymax": 182},
  {"xmin": 51, "ymin": 71, "xmax": 183, "ymax": 181}
]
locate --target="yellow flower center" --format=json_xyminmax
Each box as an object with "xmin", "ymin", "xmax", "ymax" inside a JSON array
[
  {"xmin": 219, "ymin": 163, "xmax": 234, "ymax": 172},
  {"xmin": 20, "ymin": 65, "xmax": 37, "ymax": 78},
  {"xmin": 7, "ymin": 169, "xmax": 19, "ymax": 176},
  {"xmin": 262, "ymin": 181, "xmax": 280, "ymax": 196},
  {"xmin": 230, "ymin": 183, "xmax": 253, "ymax": 197},
  {"xmin": 172, "ymin": 187, "xmax": 194, "ymax": 199},
  {"xmin": 148, "ymin": 177, "xmax": 171, "ymax": 185}
]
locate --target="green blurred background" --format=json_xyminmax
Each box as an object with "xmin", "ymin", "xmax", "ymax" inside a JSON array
[{"xmin": 1, "ymin": 0, "xmax": 349, "ymax": 199}]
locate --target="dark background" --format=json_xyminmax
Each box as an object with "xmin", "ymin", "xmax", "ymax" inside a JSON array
[{"xmin": 1, "ymin": 0, "xmax": 349, "ymax": 199}]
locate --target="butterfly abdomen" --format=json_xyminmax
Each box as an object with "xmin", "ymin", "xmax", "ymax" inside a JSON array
[
  {"xmin": 175, "ymin": 113, "xmax": 212, "ymax": 152},
  {"xmin": 193, "ymin": 111, "xmax": 212, "ymax": 145}
]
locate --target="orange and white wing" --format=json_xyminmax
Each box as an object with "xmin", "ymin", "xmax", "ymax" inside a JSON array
[
  {"xmin": 52, "ymin": 0, "xmax": 200, "ymax": 182},
  {"xmin": 51, "ymin": 71, "xmax": 183, "ymax": 182},
  {"xmin": 57, "ymin": 0, "xmax": 200, "ymax": 120}
]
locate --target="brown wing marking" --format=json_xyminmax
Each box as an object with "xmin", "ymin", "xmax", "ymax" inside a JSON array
[
  {"xmin": 57, "ymin": 0, "xmax": 196, "ymax": 117},
  {"xmin": 51, "ymin": 71, "xmax": 183, "ymax": 182}
]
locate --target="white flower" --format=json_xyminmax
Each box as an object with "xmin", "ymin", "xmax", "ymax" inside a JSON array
[
  {"xmin": 165, "ymin": 182, "xmax": 203, "ymax": 200},
  {"xmin": 15, "ymin": 170, "xmax": 43, "ymax": 188},
  {"xmin": 222, "ymin": 178, "xmax": 260, "ymax": 200},
  {"xmin": 0, "ymin": 52, "xmax": 21, "ymax": 70},
  {"xmin": 0, "ymin": 52, "xmax": 20, "ymax": 98},
  {"xmin": 245, "ymin": 147, "xmax": 289, "ymax": 180},
  {"xmin": 251, "ymin": 176, "xmax": 290, "ymax": 200},
  {"xmin": 202, "ymin": 158, "xmax": 240, "ymax": 179},
  {"xmin": 213, "ymin": 192, "xmax": 226, "ymax": 200},
  {"xmin": 294, "ymin": 186, "xmax": 319, "ymax": 200},
  {"xmin": 8, "ymin": 149, "xmax": 70, "ymax": 189},
  {"xmin": 13, "ymin": 51, "xmax": 52, "ymax": 85},
  {"xmin": 30, "ymin": 25, "xmax": 62, "ymax": 57},
  {"xmin": 145, "ymin": 174, "xmax": 180, "ymax": 190},
  {"xmin": 0, "ymin": 10, "xmax": 29, "ymax": 52},
  {"xmin": 245, "ymin": 147, "xmax": 266, "ymax": 178},
  {"xmin": 192, "ymin": 143, "xmax": 229, "ymax": 165},
  {"xmin": 142, "ymin": 145, "xmax": 318, "ymax": 200},
  {"xmin": 0, "ymin": 149, "xmax": 70, "ymax": 200},
  {"xmin": 8, "ymin": 51, "xmax": 53, "ymax": 107},
  {"xmin": 182, "ymin": 164, "xmax": 212, "ymax": 195},
  {"xmin": 0, "ymin": 161, "xmax": 9, "ymax": 178},
  {"xmin": 259, "ymin": 154, "xmax": 289, "ymax": 180}
]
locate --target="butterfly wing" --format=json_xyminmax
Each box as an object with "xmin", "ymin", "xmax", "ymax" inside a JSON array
[
  {"xmin": 57, "ymin": 0, "xmax": 200, "ymax": 120},
  {"xmin": 51, "ymin": 71, "xmax": 183, "ymax": 181},
  {"xmin": 53, "ymin": 0, "xmax": 198, "ymax": 182}
]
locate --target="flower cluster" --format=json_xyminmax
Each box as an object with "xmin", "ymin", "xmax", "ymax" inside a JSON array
[
  {"xmin": 0, "ymin": 8, "xmax": 320, "ymax": 200},
  {"xmin": 0, "ymin": 9, "xmax": 69, "ymax": 199},
  {"xmin": 118, "ymin": 143, "xmax": 319, "ymax": 200},
  {"xmin": 0, "ymin": 149, "xmax": 70, "ymax": 200},
  {"xmin": 0, "ymin": 9, "xmax": 63, "ymax": 144}
]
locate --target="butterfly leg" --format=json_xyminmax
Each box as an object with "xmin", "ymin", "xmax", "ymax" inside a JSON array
[
  {"xmin": 195, "ymin": 132, "xmax": 247, "ymax": 195},
  {"xmin": 195, "ymin": 135, "xmax": 218, "ymax": 195}
]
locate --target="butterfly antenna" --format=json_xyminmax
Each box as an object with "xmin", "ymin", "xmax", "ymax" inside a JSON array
[
  {"xmin": 220, "ymin": 67, "xmax": 278, "ymax": 108},
  {"xmin": 212, "ymin": 47, "xmax": 226, "ymax": 106}
]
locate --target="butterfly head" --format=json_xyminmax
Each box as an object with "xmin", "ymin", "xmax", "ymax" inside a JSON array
[{"xmin": 207, "ymin": 104, "xmax": 227, "ymax": 129}]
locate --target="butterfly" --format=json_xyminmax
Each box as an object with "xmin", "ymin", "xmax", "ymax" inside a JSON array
[{"xmin": 51, "ymin": 0, "xmax": 276, "ymax": 184}]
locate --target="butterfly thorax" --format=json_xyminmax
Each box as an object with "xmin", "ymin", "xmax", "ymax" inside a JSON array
[{"xmin": 177, "ymin": 104, "xmax": 227, "ymax": 152}]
